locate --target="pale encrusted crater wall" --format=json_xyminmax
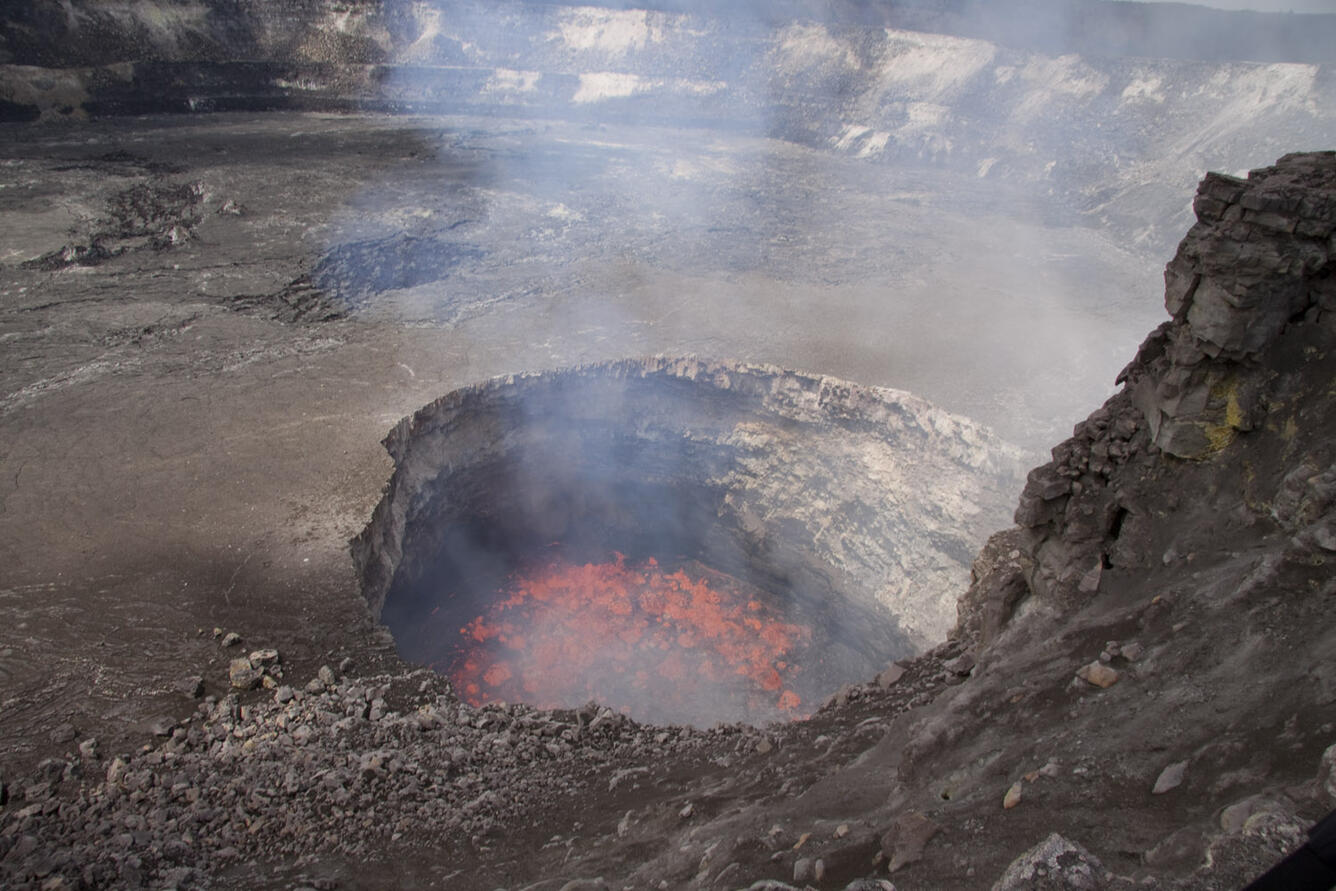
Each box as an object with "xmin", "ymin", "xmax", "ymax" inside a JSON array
[{"xmin": 354, "ymin": 356, "xmax": 1027, "ymax": 651}]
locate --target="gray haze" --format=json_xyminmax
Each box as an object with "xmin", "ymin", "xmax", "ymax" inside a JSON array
[
  {"xmin": 329, "ymin": 0, "xmax": 1335, "ymax": 446},
  {"xmin": 2, "ymin": 0, "xmax": 1329, "ymax": 443},
  {"xmin": 1121, "ymin": 0, "xmax": 1335, "ymax": 11}
]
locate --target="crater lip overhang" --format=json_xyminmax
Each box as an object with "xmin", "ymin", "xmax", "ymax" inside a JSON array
[{"xmin": 351, "ymin": 356, "xmax": 1028, "ymax": 724}]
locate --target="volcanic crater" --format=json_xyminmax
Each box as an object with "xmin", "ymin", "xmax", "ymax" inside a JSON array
[
  {"xmin": 4, "ymin": 1, "xmax": 1336, "ymax": 887},
  {"xmin": 354, "ymin": 356, "xmax": 1026, "ymax": 726}
]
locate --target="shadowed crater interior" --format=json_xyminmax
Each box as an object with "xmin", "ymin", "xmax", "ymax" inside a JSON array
[{"xmin": 353, "ymin": 357, "xmax": 1025, "ymax": 726}]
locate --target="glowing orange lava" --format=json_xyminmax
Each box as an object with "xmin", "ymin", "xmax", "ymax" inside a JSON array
[{"xmin": 439, "ymin": 552, "xmax": 811, "ymax": 725}]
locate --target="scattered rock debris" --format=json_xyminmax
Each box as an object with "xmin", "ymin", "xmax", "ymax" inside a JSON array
[{"xmin": 1076, "ymin": 661, "xmax": 1120, "ymax": 689}]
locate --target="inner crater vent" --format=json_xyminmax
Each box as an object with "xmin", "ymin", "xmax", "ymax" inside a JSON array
[{"xmin": 353, "ymin": 357, "xmax": 1025, "ymax": 727}]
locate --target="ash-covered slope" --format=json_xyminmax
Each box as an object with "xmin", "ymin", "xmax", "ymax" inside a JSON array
[{"xmin": 1, "ymin": 155, "xmax": 1333, "ymax": 890}]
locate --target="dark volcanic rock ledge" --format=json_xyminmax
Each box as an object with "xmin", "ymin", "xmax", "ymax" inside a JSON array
[
  {"xmin": 1007, "ymin": 151, "xmax": 1336, "ymax": 608},
  {"xmin": 938, "ymin": 151, "xmax": 1336, "ymax": 885}
]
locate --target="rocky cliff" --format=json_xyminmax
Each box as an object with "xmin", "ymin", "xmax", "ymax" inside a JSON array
[
  {"xmin": 938, "ymin": 150, "xmax": 1336, "ymax": 885},
  {"xmin": 1001, "ymin": 151, "xmax": 1335, "ymax": 610},
  {"xmin": 2, "ymin": 154, "xmax": 1334, "ymax": 890}
]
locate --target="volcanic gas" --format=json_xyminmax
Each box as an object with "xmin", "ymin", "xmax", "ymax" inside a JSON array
[{"xmin": 353, "ymin": 357, "xmax": 1026, "ymax": 726}]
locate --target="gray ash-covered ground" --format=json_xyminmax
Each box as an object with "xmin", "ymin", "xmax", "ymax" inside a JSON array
[
  {"xmin": 0, "ymin": 112, "xmax": 1160, "ymax": 446},
  {"xmin": 0, "ymin": 106, "xmax": 1149, "ymax": 787}
]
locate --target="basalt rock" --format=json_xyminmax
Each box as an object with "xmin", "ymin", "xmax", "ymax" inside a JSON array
[
  {"xmin": 1004, "ymin": 151, "xmax": 1336, "ymax": 608},
  {"xmin": 991, "ymin": 833, "xmax": 1104, "ymax": 890},
  {"xmin": 1148, "ymin": 152, "xmax": 1336, "ymax": 457}
]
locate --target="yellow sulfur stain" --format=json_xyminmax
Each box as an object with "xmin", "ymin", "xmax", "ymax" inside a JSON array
[
  {"xmin": 1203, "ymin": 423, "xmax": 1236, "ymax": 453},
  {"xmin": 1223, "ymin": 386, "xmax": 1244, "ymax": 429},
  {"xmin": 1200, "ymin": 374, "xmax": 1243, "ymax": 455}
]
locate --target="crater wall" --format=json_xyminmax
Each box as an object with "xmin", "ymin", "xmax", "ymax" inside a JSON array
[{"xmin": 353, "ymin": 356, "xmax": 1027, "ymax": 662}]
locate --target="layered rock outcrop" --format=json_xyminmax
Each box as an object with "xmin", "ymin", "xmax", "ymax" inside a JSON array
[
  {"xmin": 1002, "ymin": 151, "xmax": 1336, "ymax": 609},
  {"xmin": 936, "ymin": 153, "xmax": 1336, "ymax": 885},
  {"xmin": 1147, "ymin": 158, "xmax": 1336, "ymax": 456}
]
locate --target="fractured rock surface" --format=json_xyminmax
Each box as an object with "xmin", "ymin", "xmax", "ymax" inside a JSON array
[
  {"xmin": 942, "ymin": 150, "xmax": 1336, "ymax": 887},
  {"xmin": 1010, "ymin": 151, "xmax": 1336, "ymax": 605}
]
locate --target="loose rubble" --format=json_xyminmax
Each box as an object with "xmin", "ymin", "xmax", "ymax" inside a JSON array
[
  {"xmin": 0, "ymin": 646, "xmax": 963, "ymax": 889},
  {"xmin": 0, "ymin": 658, "xmax": 753, "ymax": 888}
]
